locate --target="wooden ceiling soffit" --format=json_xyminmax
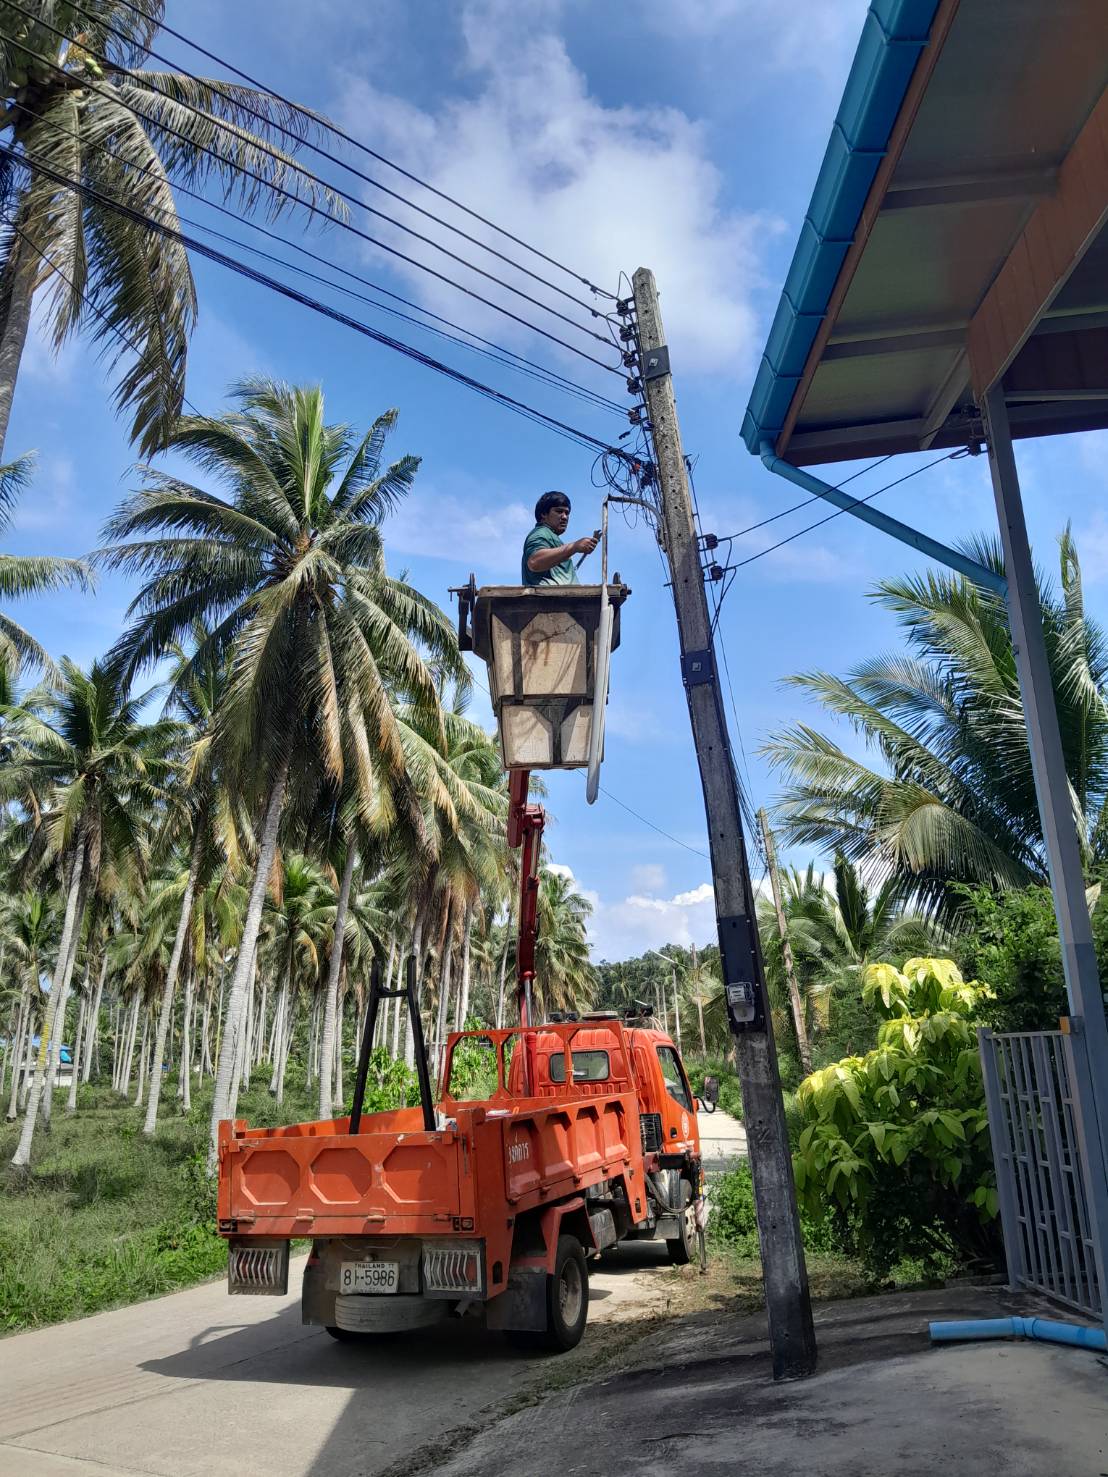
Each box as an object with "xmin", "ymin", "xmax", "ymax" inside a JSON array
[{"xmin": 968, "ymin": 84, "xmax": 1108, "ymax": 400}]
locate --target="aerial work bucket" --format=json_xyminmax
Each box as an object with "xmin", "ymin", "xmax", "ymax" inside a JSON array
[{"xmin": 456, "ymin": 578, "xmax": 630, "ymax": 777}]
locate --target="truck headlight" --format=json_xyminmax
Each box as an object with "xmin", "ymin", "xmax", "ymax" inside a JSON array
[{"xmin": 423, "ymin": 1241, "xmax": 485, "ymax": 1296}]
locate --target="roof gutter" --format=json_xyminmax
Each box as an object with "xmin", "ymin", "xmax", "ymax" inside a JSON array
[
  {"xmin": 758, "ymin": 441, "xmax": 1008, "ymax": 596},
  {"xmin": 742, "ymin": 0, "xmax": 943, "ymax": 457}
]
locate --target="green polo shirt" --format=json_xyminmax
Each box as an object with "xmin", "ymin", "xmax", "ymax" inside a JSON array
[{"xmin": 522, "ymin": 524, "xmax": 579, "ymax": 586}]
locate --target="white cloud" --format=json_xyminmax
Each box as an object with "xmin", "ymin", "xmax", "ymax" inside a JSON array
[
  {"xmin": 641, "ymin": 0, "xmax": 868, "ymax": 80},
  {"xmin": 336, "ymin": 0, "xmax": 779, "ymax": 378},
  {"xmin": 629, "ymin": 863, "xmax": 667, "ymax": 892},
  {"xmin": 385, "ymin": 490, "xmax": 533, "ymax": 571}
]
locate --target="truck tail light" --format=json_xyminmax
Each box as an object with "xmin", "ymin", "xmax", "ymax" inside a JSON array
[
  {"xmin": 228, "ymin": 1239, "xmax": 290, "ymax": 1295},
  {"xmin": 423, "ymin": 1242, "xmax": 485, "ymax": 1296}
]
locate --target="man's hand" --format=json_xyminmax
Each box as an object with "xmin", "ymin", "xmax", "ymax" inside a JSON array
[{"xmin": 574, "ymin": 534, "xmax": 599, "ymax": 557}]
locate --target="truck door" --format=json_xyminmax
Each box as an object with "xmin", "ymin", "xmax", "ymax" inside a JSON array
[{"xmin": 654, "ymin": 1043, "xmax": 696, "ymax": 1152}]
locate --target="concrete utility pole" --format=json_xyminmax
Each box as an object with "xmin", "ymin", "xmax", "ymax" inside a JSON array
[
  {"xmin": 758, "ymin": 809, "xmax": 812, "ymax": 1076},
  {"xmin": 632, "ymin": 267, "xmax": 816, "ymax": 1380}
]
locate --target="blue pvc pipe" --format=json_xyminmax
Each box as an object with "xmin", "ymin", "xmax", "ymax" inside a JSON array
[
  {"xmin": 929, "ymin": 1316, "xmax": 1107, "ymax": 1351},
  {"xmin": 758, "ymin": 442, "xmax": 1009, "ymax": 598}
]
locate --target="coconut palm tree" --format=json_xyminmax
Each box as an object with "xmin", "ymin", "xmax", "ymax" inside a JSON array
[
  {"xmin": 530, "ymin": 865, "xmax": 595, "ymax": 1019},
  {"xmin": 4, "ymin": 657, "xmax": 172, "ymax": 1164},
  {"xmin": 0, "ymin": 452, "xmax": 88, "ymax": 674},
  {"xmin": 99, "ymin": 378, "xmax": 461, "ymax": 1164},
  {"xmin": 762, "ymin": 529, "xmax": 1108, "ymax": 916},
  {"xmin": 0, "ymin": 1, "xmax": 339, "ymax": 456},
  {"xmin": 262, "ymin": 852, "xmax": 331, "ymax": 1106},
  {"xmin": 757, "ymin": 856, "xmax": 941, "ymax": 1054}
]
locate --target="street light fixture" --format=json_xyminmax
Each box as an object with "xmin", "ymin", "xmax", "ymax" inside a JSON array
[{"xmin": 648, "ymin": 948, "xmax": 681, "ymax": 1054}]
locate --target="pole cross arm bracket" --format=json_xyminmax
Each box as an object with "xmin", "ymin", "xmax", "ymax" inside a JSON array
[{"xmin": 758, "ymin": 442, "xmax": 1008, "ymax": 598}]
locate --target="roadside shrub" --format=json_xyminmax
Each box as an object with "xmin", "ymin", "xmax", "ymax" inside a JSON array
[
  {"xmin": 687, "ymin": 1055, "xmax": 743, "ymax": 1118},
  {"xmin": 792, "ymin": 957, "xmax": 1002, "ymax": 1279},
  {"xmin": 710, "ymin": 1161, "xmax": 844, "ymax": 1256}
]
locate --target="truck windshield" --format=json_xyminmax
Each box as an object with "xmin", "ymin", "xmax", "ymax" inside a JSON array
[
  {"xmin": 549, "ymin": 1050, "xmax": 610, "ymax": 1083},
  {"xmin": 656, "ymin": 1045, "xmax": 692, "ymax": 1110}
]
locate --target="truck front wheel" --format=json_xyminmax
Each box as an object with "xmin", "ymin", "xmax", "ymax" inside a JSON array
[
  {"xmin": 509, "ymin": 1234, "xmax": 589, "ymax": 1353},
  {"xmin": 666, "ymin": 1180, "xmax": 695, "ymax": 1266}
]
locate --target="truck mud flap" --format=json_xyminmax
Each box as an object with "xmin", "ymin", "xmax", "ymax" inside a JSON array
[
  {"xmin": 486, "ymin": 1268, "xmax": 547, "ymax": 1333},
  {"xmin": 228, "ymin": 1238, "xmax": 290, "ymax": 1295}
]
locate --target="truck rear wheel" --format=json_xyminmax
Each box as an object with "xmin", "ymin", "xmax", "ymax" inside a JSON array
[
  {"xmin": 666, "ymin": 1180, "xmax": 695, "ymax": 1266},
  {"xmin": 508, "ymin": 1234, "xmax": 589, "ymax": 1353}
]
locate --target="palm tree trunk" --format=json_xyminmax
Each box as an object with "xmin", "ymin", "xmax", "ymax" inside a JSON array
[
  {"xmin": 207, "ymin": 757, "xmax": 290, "ymax": 1170},
  {"xmin": 269, "ymin": 974, "xmax": 288, "ymax": 1095},
  {"xmin": 66, "ymin": 987, "xmax": 88, "ymax": 1115},
  {"xmin": 144, "ymin": 825, "xmax": 204, "ymax": 1136},
  {"xmin": 457, "ymin": 905, "xmax": 474, "ymax": 1029},
  {"xmin": 496, "ymin": 934, "xmax": 510, "ymax": 1030},
  {"xmin": 120, "ymin": 993, "xmax": 140, "ymax": 1095},
  {"xmin": 178, "ymin": 968, "xmax": 193, "ymax": 1111},
  {"xmin": 333, "ymin": 968, "xmax": 346, "ymax": 1109},
  {"xmin": 318, "ymin": 842, "xmax": 356, "ymax": 1120},
  {"xmin": 240, "ymin": 955, "xmax": 256, "ymax": 1092},
  {"xmin": 82, "ymin": 956, "xmax": 107, "ymax": 1085},
  {"xmin": 0, "ymin": 217, "xmax": 38, "ymax": 461},
  {"xmin": 133, "ymin": 1011, "xmax": 149, "ymax": 1107},
  {"xmin": 375, "ymin": 937, "xmax": 396, "ymax": 1050},
  {"xmin": 42, "ymin": 903, "xmax": 85, "ymax": 1128},
  {"xmin": 11, "ymin": 841, "xmax": 86, "ymax": 1168},
  {"xmin": 434, "ymin": 905, "xmax": 455, "ymax": 1080},
  {"xmin": 403, "ymin": 918, "xmax": 424, "ymax": 1068},
  {"xmin": 6, "ymin": 974, "xmax": 31, "ymax": 1120}
]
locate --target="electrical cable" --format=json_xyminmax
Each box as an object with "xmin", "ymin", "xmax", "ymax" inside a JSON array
[
  {"xmin": 109, "ymin": 0, "xmax": 617, "ymax": 300},
  {"xmin": 58, "ymin": 0, "xmax": 615, "ymax": 320},
  {"xmin": 5, "ymin": 91, "xmax": 626, "ymax": 417},
  {"xmin": 463, "ymin": 660, "xmax": 710, "ymax": 861},
  {"xmin": 1, "ymin": 17, "xmax": 623, "ymax": 370},
  {"xmin": 710, "ymin": 452, "xmax": 958, "ymax": 580},
  {"xmin": 2, "ymin": 209, "xmax": 207, "ymax": 422},
  {"xmin": 1, "ymin": 144, "xmax": 628, "ymax": 457},
  {"xmin": 709, "ymin": 454, "xmax": 894, "ymax": 546}
]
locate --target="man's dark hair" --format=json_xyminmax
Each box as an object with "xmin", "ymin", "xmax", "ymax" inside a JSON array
[{"xmin": 535, "ymin": 490, "xmax": 571, "ymax": 521}]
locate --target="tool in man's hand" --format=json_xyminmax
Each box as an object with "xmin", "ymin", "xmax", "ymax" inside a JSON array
[{"xmin": 575, "ymin": 529, "xmax": 602, "ymax": 568}]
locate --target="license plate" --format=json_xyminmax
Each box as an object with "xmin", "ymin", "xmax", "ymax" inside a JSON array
[{"xmin": 340, "ymin": 1261, "xmax": 399, "ymax": 1295}]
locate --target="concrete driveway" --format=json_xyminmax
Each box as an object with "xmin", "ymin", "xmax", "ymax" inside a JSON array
[
  {"xmin": 0, "ymin": 1243, "xmax": 675, "ymax": 1477},
  {"xmin": 697, "ymin": 1106, "xmax": 746, "ymax": 1171}
]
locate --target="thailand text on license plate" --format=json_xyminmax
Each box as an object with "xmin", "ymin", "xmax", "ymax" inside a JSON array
[{"xmin": 340, "ymin": 1261, "xmax": 399, "ymax": 1294}]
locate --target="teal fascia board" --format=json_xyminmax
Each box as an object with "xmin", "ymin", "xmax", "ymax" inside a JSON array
[
  {"xmin": 758, "ymin": 442, "xmax": 1008, "ymax": 597},
  {"xmin": 742, "ymin": 0, "xmax": 942, "ymax": 453}
]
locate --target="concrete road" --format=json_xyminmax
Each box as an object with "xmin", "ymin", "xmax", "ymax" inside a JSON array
[
  {"xmin": 697, "ymin": 1106, "xmax": 747, "ymax": 1171},
  {"xmin": 0, "ymin": 1244, "xmax": 672, "ymax": 1477}
]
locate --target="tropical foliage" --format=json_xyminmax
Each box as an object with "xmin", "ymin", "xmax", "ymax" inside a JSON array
[
  {"xmin": 763, "ymin": 531, "xmax": 1108, "ymax": 917},
  {"xmin": 793, "ymin": 957, "xmax": 1000, "ymax": 1276},
  {"xmin": 0, "ymin": 0, "xmax": 338, "ymax": 456},
  {"xmin": 0, "ymin": 381, "xmax": 596, "ymax": 1175}
]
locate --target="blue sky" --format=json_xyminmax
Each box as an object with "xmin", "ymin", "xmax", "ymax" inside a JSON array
[{"xmin": 7, "ymin": 0, "xmax": 1108, "ymax": 959}]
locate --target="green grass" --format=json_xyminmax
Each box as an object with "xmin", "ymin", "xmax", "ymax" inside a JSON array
[{"xmin": 0, "ymin": 1076, "xmax": 317, "ymax": 1335}]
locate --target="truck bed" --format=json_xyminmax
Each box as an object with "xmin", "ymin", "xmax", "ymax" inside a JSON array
[{"xmin": 217, "ymin": 1090, "xmax": 644, "ymax": 1241}]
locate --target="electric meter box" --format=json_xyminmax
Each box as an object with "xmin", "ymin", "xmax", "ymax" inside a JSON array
[{"xmin": 466, "ymin": 583, "xmax": 630, "ymax": 771}]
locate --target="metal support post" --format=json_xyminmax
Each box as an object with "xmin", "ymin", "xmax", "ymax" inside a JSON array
[
  {"xmin": 983, "ymin": 385, "xmax": 1108, "ymax": 1280},
  {"xmin": 633, "ymin": 267, "xmax": 816, "ymax": 1380}
]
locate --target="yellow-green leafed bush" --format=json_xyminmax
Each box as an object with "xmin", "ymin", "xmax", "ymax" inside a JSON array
[{"xmin": 793, "ymin": 957, "xmax": 1002, "ymax": 1277}]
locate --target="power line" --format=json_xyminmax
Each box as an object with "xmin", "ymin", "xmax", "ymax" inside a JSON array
[
  {"xmin": 110, "ymin": 0, "xmax": 617, "ymax": 302},
  {"xmin": 6, "ymin": 1, "xmax": 613, "ymax": 347},
  {"xmin": 463, "ymin": 659, "xmax": 710, "ymax": 861},
  {"xmin": 709, "ymin": 454, "xmax": 893, "ymax": 546},
  {"xmin": 1, "ymin": 143, "xmax": 626, "ymax": 456},
  {"xmin": 5, "ymin": 92, "xmax": 626, "ymax": 418},
  {"xmin": 1, "ymin": 17, "xmax": 623, "ymax": 371},
  {"xmin": 711, "ymin": 452, "xmax": 958, "ymax": 579},
  {"xmin": 63, "ymin": 0, "xmax": 613, "ymax": 321}
]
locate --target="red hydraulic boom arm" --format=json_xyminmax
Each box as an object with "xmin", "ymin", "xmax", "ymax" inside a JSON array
[{"xmin": 507, "ymin": 768, "xmax": 544, "ymax": 1028}]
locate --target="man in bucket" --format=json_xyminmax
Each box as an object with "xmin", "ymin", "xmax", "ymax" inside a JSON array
[{"xmin": 522, "ymin": 491, "xmax": 598, "ymax": 586}]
